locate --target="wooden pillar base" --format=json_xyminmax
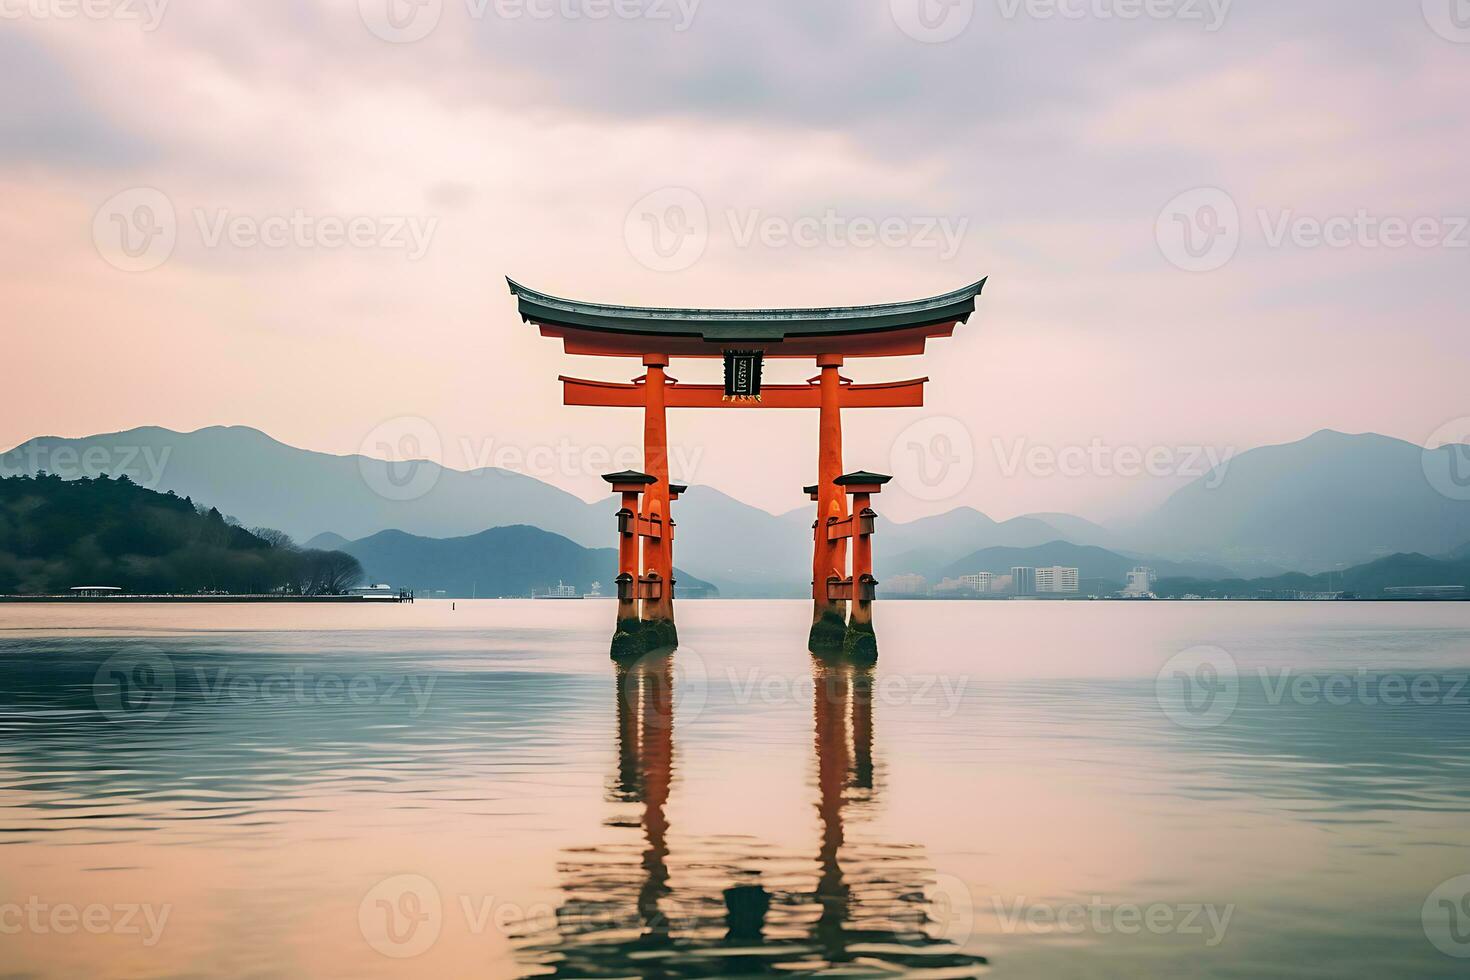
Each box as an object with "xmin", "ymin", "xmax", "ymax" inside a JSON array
[
  {"xmin": 611, "ymin": 617, "xmax": 679, "ymax": 660},
  {"xmin": 808, "ymin": 609, "xmax": 847, "ymax": 653},
  {"xmin": 842, "ymin": 618, "xmax": 877, "ymax": 663}
]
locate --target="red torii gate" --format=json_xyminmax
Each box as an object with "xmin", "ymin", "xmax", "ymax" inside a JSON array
[{"xmin": 508, "ymin": 277, "xmax": 986, "ymax": 660}]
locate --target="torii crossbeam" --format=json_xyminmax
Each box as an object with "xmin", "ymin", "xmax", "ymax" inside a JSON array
[{"xmin": 509, "ymin": 277, "xmax": 986, "ymax": 660}]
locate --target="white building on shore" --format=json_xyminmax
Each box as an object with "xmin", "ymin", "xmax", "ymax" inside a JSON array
[
  {"xmin": 1035, "ymin": 566, "xmax": 1080, "ymax": 594},
  {"xmin": 959, "ymin": 572, "xmax": 994, "ymax": 593},
  {"xmin": 1123, "ymin": 567, "xmax": 1157, "ymax": 597}
]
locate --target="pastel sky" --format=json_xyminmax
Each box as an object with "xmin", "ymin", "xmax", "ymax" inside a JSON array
[{"xmin": 4, "ymin": 0, "xmax": 1468, "ymax": 523}]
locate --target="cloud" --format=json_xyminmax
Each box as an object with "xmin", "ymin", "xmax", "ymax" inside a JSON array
[
  {"xmin": 0, "ymin": 31, "xmax": 156, "ymax": 169},
  {"xmin": 1, "ymin": 0, "xmax": 1467, "ymax": 521}
]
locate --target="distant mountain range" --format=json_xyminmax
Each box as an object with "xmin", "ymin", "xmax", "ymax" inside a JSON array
[
  {"xmin": 309, "ymin": 525, "xmax": 718, "ymax": 599},
  {"xmin": 1154, "ymin": 552, "xmax": 1470, "ymax": 600},
  {"xmin": 1, "ymin": 426, "xmax": 607, "ymax": 547},
  {"xmin": 1125, "ymin": 430, "xmax": 1470, "ymax": 571},
  {"xmin": 6, "ymin": 425, "xmax": 1468, "ymax": 595},
  {"xmin": 937, "ymin": 541, "xmax": 1234, "ymax": 588}
]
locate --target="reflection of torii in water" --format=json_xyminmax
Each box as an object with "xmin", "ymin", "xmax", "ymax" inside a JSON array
[{"xmin": 515, "ymin": 653, "xmax": 987, "ymax": 977}]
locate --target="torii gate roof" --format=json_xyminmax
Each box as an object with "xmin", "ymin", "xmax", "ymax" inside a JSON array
[{"xmin": 508, "ymin": 277, "xmax": 985, "ymax": 357}]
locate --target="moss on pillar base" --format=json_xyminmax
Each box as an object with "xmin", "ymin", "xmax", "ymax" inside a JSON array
[
  {"xmin": 808, "ymin": 611, "xmax": 847, "ymax": 653},
  {"xmin": 609, "ymin": 618, "xmax": 679, "ymax": 659},
  {"xmin": 610, "ymin": 629, "xmax": 645, "ymax": 660},
  {"xmin": 642, "ymin": 618, "xmax": 679, "ymax": 651},
  {"xmin": 842, "ymin": 619, "xmax": 878, "ymax": 663}
]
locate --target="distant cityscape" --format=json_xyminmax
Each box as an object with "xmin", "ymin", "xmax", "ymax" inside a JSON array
[{"xmin": 885, "ymin": 565, "xmax": 1159, "ymax": 600}]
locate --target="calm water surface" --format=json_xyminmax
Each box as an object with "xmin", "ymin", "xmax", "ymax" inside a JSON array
[{"xmin": 2, "ymin": 600, "xmax": 1469, "ymax": 977}]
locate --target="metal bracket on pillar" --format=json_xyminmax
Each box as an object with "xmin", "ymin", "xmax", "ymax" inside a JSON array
[
  {"xmin": 615, "ymin": 573, "xmax": 636, "ymax": 600},
  {"xmin": 826, "ymin": 515, "xmax": 856, "ymax": 541},
  {"xmin": 637, "ymin": 572, "xmax": 663, "ymax": 600},
  {"xmin": 637, "ymin": 514, "xmax": 663, "ymax": 540},
  {"xmin": 826, "ymin": 575, "xmax": 852, "ymax": 602}
]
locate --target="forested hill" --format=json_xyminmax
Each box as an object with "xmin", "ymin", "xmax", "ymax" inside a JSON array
[{"xmin": 0, "ymin": 474, "xmax": 361, "ymax": 596}]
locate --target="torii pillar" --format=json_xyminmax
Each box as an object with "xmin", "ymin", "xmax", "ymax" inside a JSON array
[
  {"xmin": 835, "ymin": 471, "xmax": 891, "ymax": 662},
  {"xmin": 604, "ymin": 469, "xmax": 656, "ymax": 658},
  {"xmin": 639, "ymin": 354, "xmax": 677, "ymax": 649},
  {"xmin": 809, "ymin": 354, "xmax": 849, "ymax": 652}
]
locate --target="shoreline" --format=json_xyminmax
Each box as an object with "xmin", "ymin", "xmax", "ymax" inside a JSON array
[{"xmin": 0, "ymin": 595, "xmax": 412, "ymax": 604}]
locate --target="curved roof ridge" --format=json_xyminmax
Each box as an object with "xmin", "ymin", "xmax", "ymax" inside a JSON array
[{"xmin": 506, "ymin": 278, "xmax": 986, "ymax": 323}]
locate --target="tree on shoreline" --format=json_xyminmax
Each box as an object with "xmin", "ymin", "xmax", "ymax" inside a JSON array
[{"xmin": 0, "ymin": 474, "xmax": 362, "ymax": 596}]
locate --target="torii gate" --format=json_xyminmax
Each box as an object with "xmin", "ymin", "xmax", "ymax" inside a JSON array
[{"xmin": 508, "ymin": 277, "xmax": 986, "ymax": 661}]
